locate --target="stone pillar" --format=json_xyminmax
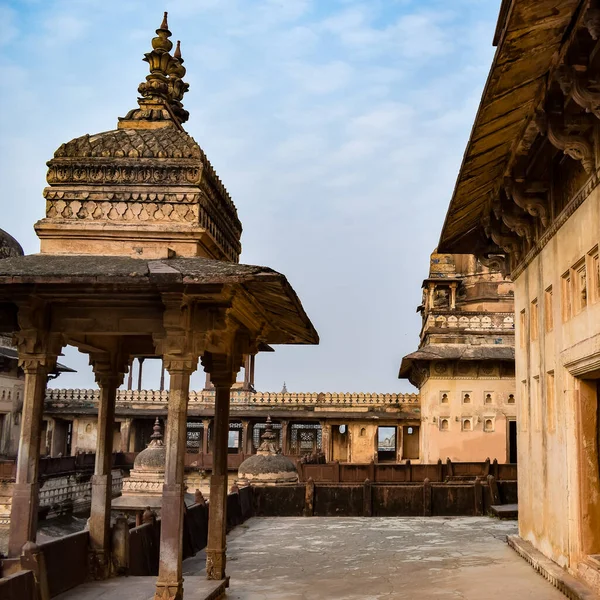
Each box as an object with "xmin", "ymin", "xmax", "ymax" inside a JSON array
[
  {"xmin": 249, "ymin": 354, "xmax": 256, "ymax": 388},
  {"xmin": 206, "ymin": 383, "xmax": 231, "ymax": 580},
  {"xmin": 449, "ymin": 282, "xmax": 457, "ymax": 310},
  {"xmin": 320, "ymin": 421, "xmax": 332, "ymax": 462},
  {"xmin": 427, "ymin": 283, "xmax": 435, "ymax": 311},
  {"xmin": 201, "ymin": 351, "xmax": 242, "ymax": 581},
  {"xmin": 137, "ymin": 357, "xmax": 145, "ymax": 392},
  {"xmin": 89, "ymin": 364, "xmax": 124, "ymax": 579},
  {"xmin": 202, "ymin": 419, "xmax": 210, "ymax": 455},
  {"xmin": 8, "ymin": 352, "xmax": 57, "ymax": 558},
  {"xmin": 243, "ymin": 355, "xmax": 251, "ymax": 390},
  {"xmin": 120, "ymin": 418, "xmax": 133, "ymax": 453},
  {"xmin": 154, "ymin": 357, "xmax": 196, "ymax": 600},
  {"xmin": 280, "ymin": 419, "xmax": 290, "ymax": 455},
  {"xmin": 241, "ymin": 419, "xmax": 252, "ymax": 454}
]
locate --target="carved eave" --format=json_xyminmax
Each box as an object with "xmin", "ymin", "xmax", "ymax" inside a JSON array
[{"xmin": 439, "ymin": 0, "xmax": 583, "ymax": 257}]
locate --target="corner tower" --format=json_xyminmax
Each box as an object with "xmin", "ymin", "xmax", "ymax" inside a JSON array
[{"xmin": 36, "ymin": 13, "xmax": 242, "ymax": 261}]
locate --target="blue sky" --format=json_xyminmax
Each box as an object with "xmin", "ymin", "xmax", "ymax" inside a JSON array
[{"xmin": 0, "ymin": 0, "xmax": 500, "ymax": 392}]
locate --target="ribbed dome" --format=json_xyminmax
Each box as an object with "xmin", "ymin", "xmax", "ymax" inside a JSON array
[
  {"xmin": 238, "ymin": 416, "xmax": 298, "ymax": 484},
  {"xmin": 134, "ymin": 418, "xmax": 166, "ymax": 472}
]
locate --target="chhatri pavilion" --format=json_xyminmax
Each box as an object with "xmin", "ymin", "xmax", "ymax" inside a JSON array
[{"xmin": 0, "ymin": 13, "xmax": 317, "ymax": 600}]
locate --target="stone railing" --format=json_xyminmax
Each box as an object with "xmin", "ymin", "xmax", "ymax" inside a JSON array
[
  {"xmin": 424, "ymin": 311, "xmax": 514, "ymax": 332},
  {"xmin": 46, "ymin": 389, "xmax": 419, "ymax": 408}
]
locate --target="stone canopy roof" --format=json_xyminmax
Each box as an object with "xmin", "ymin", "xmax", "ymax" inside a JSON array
[
  {"xmin": 398, "ymin": 344, "xmax": 515, "ymax": 379},
  {"xmin": 0, "ymin": 255, "xmax": 319, "ymax": 346},
  {"xmin": 54, "ymin": 128, "xmax": 202, "ymax": 160}
]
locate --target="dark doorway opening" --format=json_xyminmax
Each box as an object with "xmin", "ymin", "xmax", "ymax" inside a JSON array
[{"xmin": 508, "ymin": 420, "xmax": 517, "ymax": 463}]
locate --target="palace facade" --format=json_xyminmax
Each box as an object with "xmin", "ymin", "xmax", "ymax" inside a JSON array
[
  {"xmin": 400, "ymin": 252, "xmax": 516, "ymax": 463},
  {"xmin": 438, "ymin": 0, "xmax": 600, "ymax": 591}
]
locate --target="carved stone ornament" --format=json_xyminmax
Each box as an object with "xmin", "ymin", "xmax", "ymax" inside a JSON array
[
  {"xmin": 492, "ymin": 195, "xmax": 532, "ymax": 243},
  {"xmin": 480, "ymin": 200, "xmax": 520, "ymax": 260},
  {"xmin": 478, "ymin": 253, "xmax": 509, "ymax": 279},
  {"xmin": 504, "ymin": 177, "xmax": 548, "ymax": 227},
  {"xmin": 555, "ymin": 65, "xmax": 600, "ymax": 119},
  {"xmin": 584, "ymin": 8, "xmax": 600, "ymax": 40},
  {"xmin": 535, "ymin": 109, "xmax": 595, "ymax": 174}
]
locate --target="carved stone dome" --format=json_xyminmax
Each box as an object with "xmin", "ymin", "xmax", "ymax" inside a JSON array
[
  {"xmin": 35, "ymin": 12, "xmax": 242, "ymax": 262},
  {"xmin": 133, "ymin": 418, "xmax": 166, "ymax": 472},
  {"xmin": 238, "ymin": 417, "xmax": 298, "ymax": 484}
]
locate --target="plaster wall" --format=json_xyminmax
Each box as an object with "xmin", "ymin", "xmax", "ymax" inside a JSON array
[
  {"xmin": 72, "ymin": 417, "xmax": 99, "ymax": 454},
  {"xmin": 347, "ymin": 423, "xmax": 377, "ymax": 463},
  {"xmin": 0, "ymin": 371, "xmax": 23, "ymax": 457},
  {"xmin": 514, "ymin": 189, "xmax": 600, "ymax": 580},
  {"xmin": 420, "ymin": 373, "xmax": 516, "ymax": 463}
]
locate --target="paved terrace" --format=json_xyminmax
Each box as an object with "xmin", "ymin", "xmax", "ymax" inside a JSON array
[{"xmin": 57, "ymin": 517, "xmax": 565, "ymax": 600}]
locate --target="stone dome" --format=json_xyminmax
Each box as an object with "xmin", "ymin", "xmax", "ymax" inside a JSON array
[
  {"xmin": 133, "ymin": 418, "xmax": 166, "ymax": 472},
  {"xmin": 0, "ymin": 229, "xmax": 24, "ymax": 259},
  {"xmin": 238, "ymin": 416, "xmax": 298, "ymax": 485}
]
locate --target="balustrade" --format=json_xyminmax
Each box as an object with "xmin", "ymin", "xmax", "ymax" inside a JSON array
[{"xmin": 46, "ymin": 388, "xmax": 419, "ymax": 407}]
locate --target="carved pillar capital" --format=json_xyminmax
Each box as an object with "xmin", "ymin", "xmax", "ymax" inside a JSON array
[
  {"xmin": 163, "ymin": 356, "xmax": 198, "ymax": 375},
  {"xmin": 201, "ymin": 351, "xmax": 244, "ymax": 388}
]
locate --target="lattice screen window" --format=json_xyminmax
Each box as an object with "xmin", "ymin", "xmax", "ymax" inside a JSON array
[
  {"xmin": 186, "ymin": 421, "xmax": 204, "ymax": 453},
  {"xmin": 290, "ymin": 423, "xmax": 322, "ymax": 454}
]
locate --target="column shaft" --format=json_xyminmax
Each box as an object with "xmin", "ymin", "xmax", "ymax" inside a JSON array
[
  {"xmin": 8, "ymin": 361, "xmax": 50, "ymax": 557},
  {"xmin": 155, "ymin": 362, "xmax": 194, "ymax": 600},
  {"xmin": 88, "ymin": 374, "xmax": 119, "ymax": 578},
  {"xmin": 206, "ymin": 385, "xmax": 230, "ymax": 580}
]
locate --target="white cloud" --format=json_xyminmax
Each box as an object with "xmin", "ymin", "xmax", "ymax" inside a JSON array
[{"xmin": 1, "ymin": 0, "xmax": 500, "ymax": 392}]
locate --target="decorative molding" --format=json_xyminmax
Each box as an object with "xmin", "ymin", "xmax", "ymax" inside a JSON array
[{"xmin": 561, "ymin": 332, "xmax": 600, "ymax": 377}]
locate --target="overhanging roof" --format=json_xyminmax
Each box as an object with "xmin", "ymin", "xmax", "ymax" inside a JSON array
[
  {"xmin": 438, "ymin": 0, "xmax": 581, "ymax": 253},
  {"xmin": 399, "ymin": 344, "xmax": 515, "ymax": 379},
  {"xmin": 0, "ymin": 255, "xmax": 318, "ymax": 346}
]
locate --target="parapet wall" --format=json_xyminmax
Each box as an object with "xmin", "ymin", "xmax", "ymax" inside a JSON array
[{"xmin": 46, "ymin": 389, "xmax": 420, "ymax": 409}]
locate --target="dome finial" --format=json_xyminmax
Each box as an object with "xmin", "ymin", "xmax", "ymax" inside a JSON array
[
  {"xmin": 160, "ymin": 11, "xmax": 169, "ymax": 31},
  {"xmin": 148, "ymin": 417, "xmax": 164, "ymax": 447},
  {"xmin": 119, "ymin": 12, "xmax": 190, "ymax": 128}
]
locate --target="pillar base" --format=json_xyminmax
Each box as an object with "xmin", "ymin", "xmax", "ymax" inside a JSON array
[
  {"xmin": 154, "ymin": 580, "xmax": 183, "ymax": 600},
  {"xmin": 206, "ymin": 548, "xmax": 227, "ymax": 580},
  {"xmin": 88, "ymin": 548, "xmax": 111, "ymax": 581},
  {"xmin": 8, "ymin": 482, "xmax": 40, "ymax": 558}
]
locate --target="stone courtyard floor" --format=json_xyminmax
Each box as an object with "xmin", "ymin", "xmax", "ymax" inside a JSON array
[{"xmin": 183, "ymin": 517, "xmax": 566, "ymax": 599}]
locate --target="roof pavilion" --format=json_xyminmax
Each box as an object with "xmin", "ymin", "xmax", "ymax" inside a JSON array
[{"xmin": 0, "ymin": 13, "xmax": 318, "ymax": 599}]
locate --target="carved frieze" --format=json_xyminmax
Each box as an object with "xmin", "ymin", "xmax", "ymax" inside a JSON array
[{"xmin": 46, "ymin": 163, "xmax": 202, "ymax": 186}]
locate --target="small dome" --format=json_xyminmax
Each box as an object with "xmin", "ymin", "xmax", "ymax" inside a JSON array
[
  {"xmin": 134, "ymin": 418, "xmax": 166, "ymax": 472},
  {"xmin": 238, "ymin": 416, "xmax": 298, "ymax": 484},
  {"xmin": 0, "ymin": 229, "xmax": 24, "ymax": 259},
  {"xmin": 238, "ymin": 453, "xmax": 298, "ymax": 484}
]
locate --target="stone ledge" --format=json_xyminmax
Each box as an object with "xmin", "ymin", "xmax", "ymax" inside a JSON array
[{"xmin": 507, "ymin": 535, "xmax": 599, "ymax": 600}]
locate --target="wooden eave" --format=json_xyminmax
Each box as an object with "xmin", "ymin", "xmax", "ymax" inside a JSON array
[{"xmin": 438, "ymin": 0, "xmax": 583, "ymax": 253}]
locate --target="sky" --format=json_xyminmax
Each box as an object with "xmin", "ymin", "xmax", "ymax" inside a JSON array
[{"xmin": 0, "ymin": 0, "xmax": 500, "ymax": 393}]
